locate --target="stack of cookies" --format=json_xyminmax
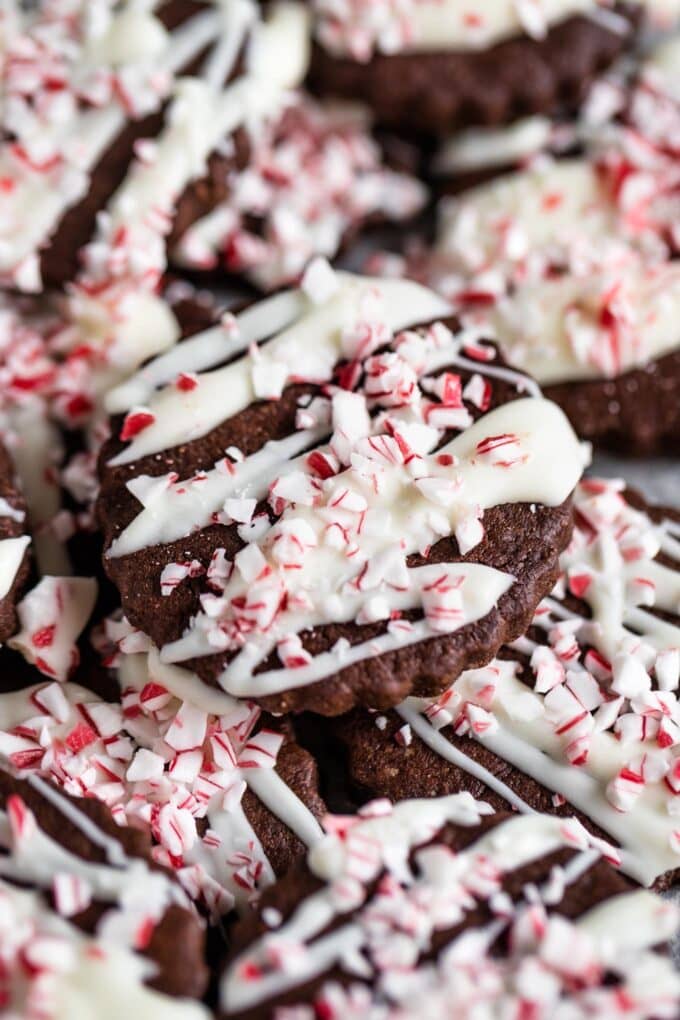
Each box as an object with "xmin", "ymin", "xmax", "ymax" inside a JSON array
[{"xmin": 0, "ymin": 2, "xmax": 679, "ymax": 1017}]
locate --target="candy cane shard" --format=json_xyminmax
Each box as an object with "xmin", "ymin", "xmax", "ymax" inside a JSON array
[{"xmin": 8, "ymin": 576, "xmax": 98, "ymax": 682}]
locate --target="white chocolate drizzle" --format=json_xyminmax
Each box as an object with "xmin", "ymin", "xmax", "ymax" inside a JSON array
[
  {"xmin": 0, "ymin": 879, "xmax": 210, "ymax": 1020},
  {"xmin": 0, "ymin": 652, "xmax": 323, "ymax": 916},
  {"xmin": 0, "ymin": 534, "xmax": 29, "ymax": 601},
  {"xmin": 221, "ymin": 795, "xmax": 680, "ymax": 1017},
  {"xmin": 99, "ymin": 267, "xmax": 585, "ymax": 702},
  {"xmin": 395, "ymin": 479, "xmax": 680, "ymax": 886}
]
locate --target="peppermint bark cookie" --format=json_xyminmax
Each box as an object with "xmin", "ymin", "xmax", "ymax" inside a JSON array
[
  {"xmin": 97, "ymin": 266, "xmax": 584, "ymax": 716},
  {"xmin": 333, "ymin": 480, "xmax": 680, "ymax": 889},
  {"xmin": 220, "ymin": 795, "xmax": 680, "ymax": 1019},
  {"xmin": 170, "ymin": 92, "xmax": 427, "ymax": 292},
  {"xmin": 0, "ymin": 0, "xmax": 308, "ymax": 318},
  {"xmin": 0, "ymin": 667, "xmax": 325, "ymax": 915},
  {"xmin": 392, "ymin": 41, "xmax": 680, "ymax": 454},
  {"xmin": 306, "ymin": 1, "xmax": 641, "ymax": 136},
  {"xmin": 0, "ymin": 439, "xmax": 30, "ymax": 642},
  {"xmin": 0, "ymin": 762, "xmax": 208, "ymax": 1000}
]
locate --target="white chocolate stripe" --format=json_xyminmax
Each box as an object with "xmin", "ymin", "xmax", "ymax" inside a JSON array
[
  {"xmin": 25, "ymin": 773, "xmax": 129, "ymax": 869},
  {"xmin": 1, "ymin": 666, "xmax": 323, "ymax": 916},
  {"xmin": 125, "ymin": 652, "xmax": 325, "ymax": 853},
  {"xmin": 162, "ymin": 563, "xmax": 516, "ymax": 693},
  {"xmin": 139, "ymin": 648, "xmax": 326, "ymax": 848},
  {"xmin": 246, "ymin": 768, "xmax": 324, "ymax": 849},
  {"xmin": 0, "ymin": 880, "xmax": 210, "ymax": 1020},
  {"xmin": 110, "ymin": 427, "xmax": 329, "ymax": 557},
  {"xmin": 108, "ymin": 323, "xmax": 541, "ymax": 558},
  {"xmin": 0, "ymin": 535, "xmax": 29, "ymax": 601},
  {"xmin": 443, "ymin": 348, "xmax": 542, "ymax": 398},
  {"xmin": 108, "ymin": 274, "xmax": 452, "ymax": 465},
  {"xmin": 105, "ymin": 290, "xmax": 306, "ymax": 413},
  {"xmin": 396, "ymin": 700, "xmax": 536, "ymax": 816},
  {"xmin": 90, "ymin": 75, "xmax": 272, "ymax": 283},
  {"xmin": 201, "ymin": 0, "xmax": 258, "ymax": 89},
  {"xmin": 0, "ymin": 4, "xmax": 240, "ymax": 279},
  {"xmin": 399, "ymin": 482, "xmax": 680, "ymax": 887},
  {"xmin": 159, "ymin": 398, "xmax": 583, "ymax": 693},
  {"xmin": 405, "ymin": 685, "xmax": 662, "ymax": 884},
  {"xmin": 0, "ymin": 805, "xmax": 179, "ymax": 911}
]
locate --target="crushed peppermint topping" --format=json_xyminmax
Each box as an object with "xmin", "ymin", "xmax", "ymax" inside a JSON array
[
  {"xmin": 0, "ymin": 622, "xmax": 288, "ymax": 915},
  {"xmin": 404, "ymin": 479, "xmax": 680, "ymax": 884},
  {"xmin": 312, "ymin": 0, "xmax": 622, "ymax": 61},
  {"xmin": 221, "ymin": 796, "xmax": 680, "ymax": 1018},
  {"xmin": 174, "ymin": 95, "xmax": 426, "ymax": 291},
  {"xmin": 379, "ymin": 48, "xmax": 680, "ymax": 383}
]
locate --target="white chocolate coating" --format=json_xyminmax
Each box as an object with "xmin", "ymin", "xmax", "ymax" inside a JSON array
[{"xmin": 313, "ymin": 0, "xmax": 617, "ymax": 60}]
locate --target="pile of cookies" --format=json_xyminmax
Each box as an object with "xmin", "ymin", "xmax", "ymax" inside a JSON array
[{"xmin": 0, "ymin": 2, "xmax": 679, "ymax": 1017}]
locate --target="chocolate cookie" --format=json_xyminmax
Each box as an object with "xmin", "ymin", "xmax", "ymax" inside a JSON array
[
  {"xmin": 393, "ymin": 41, "xmax": 680, "ymax": 454},
  {"xmin": 544, "ymin": 350, "xmax": 680, "ymax": 456},
  {"xmin": 220, "ymin": 794, "xmax": 680, "ymax": 1019},
  {"xmin": 96, "ymin": 266, "xmax": 584, "ymax": 716},
  {"xmin": 0, "ymin": 668, "xmax": 326, "ymax": 914},
  {"xmin": 307, "ymin": 2, "xmax": 640, "ymax": 136},
  {"xmin": 170, "ymin": 92, "xmax": 427, "ymax": 292},
  {"xmin": 0, "ymin": 761, "xmax": 208, "ymax": 1000},
  {"xmin": 0, "ymin": 0, "xmax": 307, "ymax": 294},
  {"xmin": 332, "ymin": 480, "xmax": 680, "ymax": 890},
  {"xmin": 0, "ymin": 440, "xmax": 30, "ymax": 642}
]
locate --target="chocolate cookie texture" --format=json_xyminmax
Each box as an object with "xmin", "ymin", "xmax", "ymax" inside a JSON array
[
  {"xmin": 220, "ymin": 794, "xmax": 680, "ymax": 1019},
  {"xmin": 0, "ymin": 761, "xmax": 208, "ymax": 1003},
  {"xmin": 97, "ymin": 265, "xmax": 584, "ymax": 716},
  {"xmin": 335, "ymin": 480, "xmax": 680, "ymax": 889},
  {"xmin": 391, "ymin": 39, "xmax": 680, "ymax": 453},
  {"xmin": 307, "ymin": 0, "xmax": 641, "ymax": 135},
  {"xmin": 0, "ymin": 665, "xmax": 325, "ymax": 915},
  {"xmin": 0, "ymin": 440, "xmax": 30, "ymax": 642}
]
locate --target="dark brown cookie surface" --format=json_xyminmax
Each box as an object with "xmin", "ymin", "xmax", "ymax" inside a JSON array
[
  {"xmin": 38, "ymin": 1, "xmax": 247, "ymax": 291},
  {"xmin": 97, "ymin": 289, "xmax": 580, "ymax": 717},
  {"xmin": 545, "ymin": 348, "xmax": 680, "ymax": 457},
  {"xmin": 307, "ymin": 5, "xmax": 640, "ymax": 136}
]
